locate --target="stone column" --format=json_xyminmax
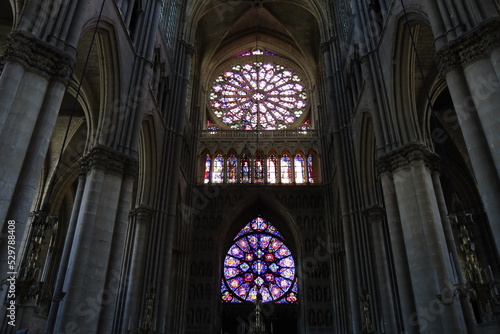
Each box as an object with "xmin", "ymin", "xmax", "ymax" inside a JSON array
[
  {"xmin": 377, "ymin": 171, "xmax": 417, "ymax": 333},
  {"xmin": 52, "ymin": 145, "xmax": 137, "ymax": 334},
  {"xmin": 435, "ymin": 18, "xmax": 500, "ymax": 252},
  {"xmin": 121, "ymin": 206, "xmax": 153, "ymax": 332},
  {"xmin": 363, "ymin": 205, "xmax": 399, "ymax": 334},
  {"xmin": 378, "ymin": 142, "xmax": 466, "ymax": 333},
  {"xmin": 0, "ymin": 30, "xmax": 74, "ymax": 294},
  {"xmin": 45, "ymin": 175, "xmax": 86, "ymax": 334}
]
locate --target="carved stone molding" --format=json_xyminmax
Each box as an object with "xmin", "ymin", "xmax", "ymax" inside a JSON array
[
  {"xmin": 376, "ymin": 142, "xmax": 440, "ymax": 175},
  {"xmin": 79, "ymin": 145, "xmax": 139, "ymax": 178},
  {"xmin": 129, "ymin": 206, "xmax": 154, "ymax": 225},
  {"xmin": 436, "ymin": 18, "xmax": 500, "ymax": 76},
  {"xmin": 363, "ymin": 205, "xmax": 385, "ymax": 223},
  {"xmin": 0, "ymin": 30, "xmax": 75, "ymax": 86}
]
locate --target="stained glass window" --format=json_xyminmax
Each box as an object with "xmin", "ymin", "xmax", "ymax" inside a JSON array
[
  {"xmin": 241, "ymin": 155, "xmax": 250, "ymax": 183},
  {"xmin": 204, "ymin": 155, "xmax": 211, "ymax": 184},
  {"xmin": 209, "ymin": 58, "xmax": 307, "ymax": 130},
  {"xmin": 254, "ymin": 155, "xmax": 264, "ymax": 183},
  {"xmin": 294, "ymin": 155, "xmax": 305, "ymax": 184},
  {"xmin": 307, "ymin": 154, "xmax": 314, "ymax": 183},
  {"xmin": 267, "ymin": 155, "xmax": 278, "ymax": 184},
  {"xmin": 207, "ymin": 119, "xmax": 220, "ymax": 132},
  {"xmin": 222, "ymin": 216, "xmax": 298, "ymax": 303},
  {"xmin": 227, "ymin": 155, "xmax": 238, "ymax": 183},
  {"xmin": 213, "ymin": 154, "xmax": 224, "ymax": 183},
  {"xmin": 281, "ymin": 154, "xmax": 292, "ymax": 184}
]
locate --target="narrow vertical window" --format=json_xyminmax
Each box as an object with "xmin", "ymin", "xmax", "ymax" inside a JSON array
[
  {"xmin": 307, "ymin": 154, "xmax": 314, "ymax": 183},
  {"xmin": 204, "ymin": 155, "xmax": 211, "ymax": 184},
  {"xmin": 241, "ymin": 155, "xmax": 250, "ymax": 183},
  {"xmin": 267, "ymin": 155, "xmax": 277, "ymax": 184},
  {"xmin": 294, "ymin": 154, "xmax": 305, "ymax": 184},
  {"xmin": 227, "ymin": 155, "xmax": 238, "ymax": 183},
  {"xmin": 254, "ymin": 155, "xmax": 264, "ymax": 183},
  {"xmin": 213, "ymin": 154, "xmax": 224, "ymax": 183},
  {"xmin": 281, "ymin": 154, "xmax": 292, "ymax": 184}
]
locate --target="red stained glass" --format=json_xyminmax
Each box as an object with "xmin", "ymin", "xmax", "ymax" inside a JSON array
[{"xmin": 222, "ymin": 216, "xmax": 297, "ymax": 303}]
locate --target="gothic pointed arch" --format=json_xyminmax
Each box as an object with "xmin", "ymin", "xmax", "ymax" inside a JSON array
[
  {"xmin": 393, "ymin": 12, "xmax": 437, "ymax": 146},
  {"xmin": 221, "ymin": 216, "xmax": 298, "ymax": 303}
]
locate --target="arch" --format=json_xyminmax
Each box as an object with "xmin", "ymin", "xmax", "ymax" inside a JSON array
[
  {"xmin": 221, "ymin": 216, "xmax": 298, "ymax": 303},
  {"xmin": 358, "ymin": 112, "xmax": 378, "ymax": 206},
  {"xmin": 392, "ymin": 11, "xmax": 436, "ymax": 147},
  {"xmin": 137, "ymin": 115, "xmax": 160, "ymax": 206},
  {"xmin": 216, "ymin": 195, "xmax": 302, "ymax": 266}
]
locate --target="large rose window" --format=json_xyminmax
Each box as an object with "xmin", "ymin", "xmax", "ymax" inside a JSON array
[
  {"xmin": 221, "ymin": 216, "xmax": 298, "ymax": 303},
  {"xmin": 209, "ymin": 57, "xmax": 308, "ymax": 130}
]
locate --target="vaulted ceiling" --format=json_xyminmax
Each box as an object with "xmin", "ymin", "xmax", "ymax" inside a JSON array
[{"xmin": 192, "ymin": 1, "xmax": 323, "ymax": 72}]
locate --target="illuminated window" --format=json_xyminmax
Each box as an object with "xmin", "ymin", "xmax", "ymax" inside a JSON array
[
  {"xmin": 241, "ymin": 155, "xmax": 250, "ymax": 183},
  {"xmin": 281, "ymin": 154, "xmax": 292, "ymax": 184},
  {"xmin": 213, "ymin": 154, "xmax": 224, "ymax": 183},
  {"xmin": 294, "ymin": 155, "xmax": 305, "ymax": 184},
  {"xmin": 307, "ymin": 154, "xmax": 314, "ymax": 183},
  {"xmin": 209, "ymin": 58, "xmax": 307, "ymax": 130},
  {"xmin": 254, "ymin": 155, "xmax": 264, "ymax": 183},
  {"xmin": 221, "ymin": 216, "xmax": 298, "ymax": 303},
  {"xmin": 227, "ymin": 155, "xmax": 238, "ymax": 183},
  {"xmin": 204, "ymin": 155, "xmax": 211, "ymax": 184},
  {"xmin": 267, "ymin": 155, "xmax": 278, "ymax": 184}
]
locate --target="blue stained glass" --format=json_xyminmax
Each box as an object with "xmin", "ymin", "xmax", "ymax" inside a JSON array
[
  {"xmin": 235, "ymin": 217, "xmax": 282, "ymax": 239},
  {"xmin": 248, "ymin": 235, "xmax": 259, "ymax": 249},
  {"xmin": 260, "ymin": 287, "xmax": 272, "ymax": 302},
  {"xmin": 252, "ymin": 261, "xmax": 267, "ymax": 275},
  {"xmin": 222, "ymin": 216, "xmax": 298, "ymax": 303},
  {"xmin": 269, "ymin": 263, "xmax": 279, "ymax": 272},
  {"xmin": 213, "ymin": 154, "xmax": 224, "ymax": 183},
  {"xmin": 229, "ymin": 245, "xmax": 244, "ymax": 258},
  {"xmin": 210, "ymin": 57, "xmax": 307, "ymax": 130},
  {"xmin": 281, "ymin": 155, "xmax": 292, "ymax": 183},
  {"xmin": 224, "ymin": 256, "xmax": 241, "ymax": 267},
  {"xmin": 294, "ymin": 154, "xmax": 305, "ymax": 184},
  {"xmin": 260, "ymin": 235, "xmax": 272, "ymax": 249},
  {"xmin": 241, "ymin": 156, "xmax": 250, "ymax": 183},
  {"xmin": 276, "ymin": 246, "xmax": 290, "ymax": 258},
  {"xmin": 278, "ymin": 256, "xmax": 294, "ymax": 268},
  {"xmin": 271, "ymin": 286, "xmax": 283, "ymax": 299},
  {"xmin": 237, "ymin": 283, "xmax": 250, "ymax": 298},
  {"xmin": 275, "ymin": 277, "xmax": 292, "ymax": 290},
  {"xmin": 236, "ymin": 238, "xmax": 250, "ymax": 251},
  {"xmin": 307, "ymin": 154, "xmax": 314, "ymax": 183},
  {"xmin": 204, "ymin": 155, "xmax": 211, "ymax": 184},
  {"xmin": 279, "ymin": 268, "xmax": 294, "ymax": 279},
  {"xmin": 269, "ymin": 239, "xmax": 283, "ymax": 251},
  {"xmin": 227, "ymin": 155, "xmax": 238, "ymax": 183},
  {"xmin": 226, "ymin": 268, "xmax": 240, "ymax": 278}
]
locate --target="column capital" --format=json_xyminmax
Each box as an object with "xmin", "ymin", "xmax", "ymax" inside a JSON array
[
  {"xmin": 129, "ymin": 206, "xmax": 154, "ymax": 225},
  {"xmin": 0, "ymin": 30, "xmax": 75, "ymax": 86},
  {"xmin": 363, "ymin": 205, "xmax": 385, "ymax": 223},
  {"xmin": 436, "ymin": 18, "xmax": 500, "ymax": 76},
  {"xmin": 320, "ymin": 37, "xmax": 335, "ymax": 53},
  {"xmin": 376, "ymin": 142, "xmax": 440, "ymax": 175},
  {"xmin": 79, "ymin": 145, "xmax": 139, "ymax": 178}
]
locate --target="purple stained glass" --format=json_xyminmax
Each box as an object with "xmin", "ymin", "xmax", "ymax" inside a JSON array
[
  {"xmin": 235, "ymin": 217, "xmax": 282, "ymax": 239},
  {"xmin": 222, "ymin": 216, "xmax": 297, "ymax": 303},
  {"xmin": 209, "ymin": 57, "xmax": 307, "ymax": 130}
]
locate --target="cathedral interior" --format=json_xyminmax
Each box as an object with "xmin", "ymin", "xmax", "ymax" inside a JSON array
[{"xmin": 0, "ymin": 0, "xmax": 500, "ymax": 333}]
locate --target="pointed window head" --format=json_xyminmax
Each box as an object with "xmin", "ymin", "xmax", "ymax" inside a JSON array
[{"xmin": 221, "ymin": 216, "xmax": 298, "ymax": 303}]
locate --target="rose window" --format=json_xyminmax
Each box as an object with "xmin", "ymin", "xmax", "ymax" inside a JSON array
[
  {"xmin": 209, "ymin": 60, "xmax": 308, "ymax": 130},
  {"xmin": 221, "ymin": 216, "xmax": 298, "ymax": 303}
]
